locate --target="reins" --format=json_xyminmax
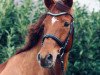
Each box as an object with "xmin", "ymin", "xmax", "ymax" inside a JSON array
[{"xmin": 42, "ymin": 12, "xmax": 74, "ymax": 75}]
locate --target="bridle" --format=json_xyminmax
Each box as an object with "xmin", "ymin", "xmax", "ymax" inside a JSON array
[{"xmin": 42, "ymin": 11, "xmax": 74, "ymax": 75}]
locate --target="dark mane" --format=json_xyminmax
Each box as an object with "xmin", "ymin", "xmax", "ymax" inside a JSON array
[{"xmin": 16, "ymin": 14, "xmax": 46, "ymax": 54}]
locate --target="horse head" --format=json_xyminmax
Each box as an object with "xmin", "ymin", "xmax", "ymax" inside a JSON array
[{"xmin": 37, "ymin": 0, "xmax": 74, "ymax": 69}]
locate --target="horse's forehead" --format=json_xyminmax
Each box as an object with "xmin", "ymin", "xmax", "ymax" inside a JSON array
[
  {"xmin": 44, "ymin": 16, "xmax": 60, "ymax": 25},
  {"xmin": 51, "ymin": 17, "xmax": 59, "ymax": 25}
]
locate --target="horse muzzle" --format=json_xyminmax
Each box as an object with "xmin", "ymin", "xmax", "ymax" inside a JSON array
[{"xmin": 37, "ymin": 54, "xmax": 53, "ymax": 68}]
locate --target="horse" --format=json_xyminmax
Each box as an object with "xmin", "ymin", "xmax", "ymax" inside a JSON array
[{"xmin": 0, "ymin": 0, "xmax": 74, "ymax": 75}]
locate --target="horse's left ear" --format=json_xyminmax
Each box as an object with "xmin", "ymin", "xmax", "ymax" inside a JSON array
[
  {"xmin": 44, "ymin": 0, "xmax": 55, "ymax": 10},
  {"xmin": 63, "ymin": 0, "xmax": 73, "ymax": 7}
]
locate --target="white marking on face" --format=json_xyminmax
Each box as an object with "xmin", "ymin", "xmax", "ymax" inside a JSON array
[{"xmin": 51, "ymin": 17, "xmax": 59, "ymax": 25}]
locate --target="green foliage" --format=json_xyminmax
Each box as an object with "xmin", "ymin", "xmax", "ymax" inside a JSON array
[
  {"xmin": 66, "ymin": 3, "xmax": 100, "ymax": 75},
  {"xmin": 0, "ymin": 0, "xmax": 45, "ymax": 62},
  {"xmin": 0, "ymin": 0, "xmax": 100, "ymax": 75}
]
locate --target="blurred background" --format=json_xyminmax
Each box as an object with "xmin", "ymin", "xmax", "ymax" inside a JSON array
[{"xmin": 0, "ymin": 0, "xmax": 100, "ymax": 75}]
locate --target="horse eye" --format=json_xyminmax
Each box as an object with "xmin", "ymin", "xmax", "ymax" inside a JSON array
[{"xmin": 64, "ymin": 22, "xmax": 69, "ymax": 27}]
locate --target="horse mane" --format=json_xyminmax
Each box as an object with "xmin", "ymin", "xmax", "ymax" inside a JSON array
[{"xmin": 16, "ymin": 14, "xmax": 47, "ymax": 54}]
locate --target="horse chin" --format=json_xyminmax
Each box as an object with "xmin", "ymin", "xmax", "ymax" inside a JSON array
[
  {"xmin": 43, "ymin": 65, "xmax": 53, "ymax": 68},
  {"xmin": 40, "ymin": 62, "xmax": 54, "ymax": 68}
]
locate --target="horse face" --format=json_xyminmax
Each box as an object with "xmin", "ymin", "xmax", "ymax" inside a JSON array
[{"xmin": 37, "ymin": 0, "xmax": 73, "ymax": 68}]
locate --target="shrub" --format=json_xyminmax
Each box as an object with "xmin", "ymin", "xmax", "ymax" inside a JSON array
[
  {"xmin": 66, "ymin": 3, "xmax": 100, "ymax": 75},
  {"xmin": 0, "ymin": 0, "xmax": 45, "ymax": 62}
]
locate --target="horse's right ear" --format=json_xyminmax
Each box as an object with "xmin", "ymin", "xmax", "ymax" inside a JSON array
[{"xmin": 44, "ymin": 0, "xmax": 55, "ymax": 10}]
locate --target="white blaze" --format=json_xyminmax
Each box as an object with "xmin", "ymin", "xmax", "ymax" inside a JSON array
[{"xmin": 51, "ymin": 17, "xmax": 59, "ymax": 25}]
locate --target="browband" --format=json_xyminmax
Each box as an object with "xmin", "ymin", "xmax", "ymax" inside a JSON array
[{"xmin": 47, "ymin": 12, "xmax": 74, "ymax": 19}]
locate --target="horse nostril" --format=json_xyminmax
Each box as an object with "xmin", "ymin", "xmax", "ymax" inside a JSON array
[
  {"xmin": 37, "ymin": 54, "xmax": 41, "ymax": 61},
  {"xmin": 46, "ymin": 54, "xmax": 53, "ymax": 61}
]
